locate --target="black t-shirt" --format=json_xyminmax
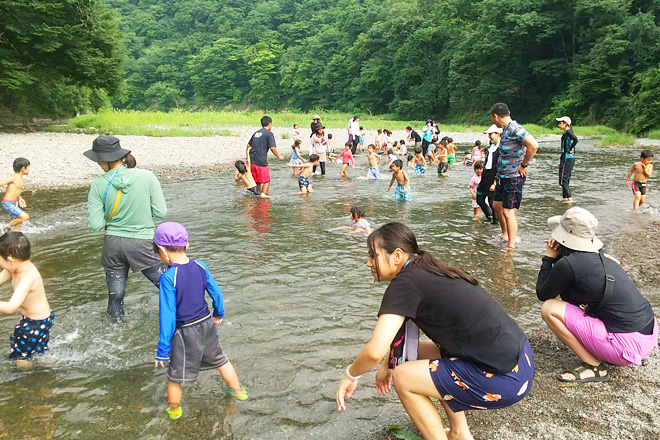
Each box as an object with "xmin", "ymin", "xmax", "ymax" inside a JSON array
[
  {"xmin": 378, "ymin": 266, "xmax": 527, "ymax": 374},
  {"xmin": 248, "ymin": 128, "xmax": 276, "ymax": 167},
  {"xmin": 536, "ymin": 252, "xmax": 654, "ymax": 334},
  {"xmin": 410, "ymin": 130, "xmax": 421, "ymax": 142}
]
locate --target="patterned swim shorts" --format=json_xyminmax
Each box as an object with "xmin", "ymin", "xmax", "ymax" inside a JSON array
[{"xmin": 10, "ymin": 311, "xmax": 55, "ymax": 360}]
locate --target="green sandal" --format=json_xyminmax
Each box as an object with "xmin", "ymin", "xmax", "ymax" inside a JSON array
[{"xmin": 558, "ymin": 362, "xmax": 609, "ymax": 383}]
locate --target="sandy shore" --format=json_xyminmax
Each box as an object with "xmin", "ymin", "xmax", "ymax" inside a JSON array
[{"xmin": 0, "ymin": 127, "xmax": 563, "ymax": 189}]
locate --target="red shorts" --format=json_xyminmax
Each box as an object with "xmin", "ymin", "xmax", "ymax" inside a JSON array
[{"xmin": 250, "ymin": 164, "xmax": 270, "ymax": 184}]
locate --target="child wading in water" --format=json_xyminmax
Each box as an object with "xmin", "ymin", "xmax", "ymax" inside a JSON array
[
  {"xmin": 287, "ymin": 154, "xmax": 320, "ymax": 194},
  {"xmin": 388, "ymin": 159, "xmax": 411, "ymax": 201},
  {"xmin": 366, "ymin": 144, "xmax": 382, "ymax": 179},
  {"xmin": 154, "ymin": 222, "xmax": 247, "ymax": 420},
  {"xmin": 331, "ymin": 142, "xmax": 355, "ymax": 177},
  {"xmin": 0, "ymin": 232, "xmax": 53, "ymax": 363},
  {"xmin": 350, "ymin": 205, "xmax": 372, "ymax": 233},
  {"xmin": 234, "ymin": 160, "xmax": 271, "ymax": 198},
  {"xmin": 1, "ymin": 158, "xmax": 31, "ymax": 231},
  {"xmin": 469, "ymin": 161, "xmax": 484, "ymax": 221},
  {"xmin": 289, "ymin": 140, "xmax": 305, "ymax": 175},
  {"xmin": 412, "ymin": 146, "xmax": 427, "ymax": 175},
  {"xmin": 436, "ymin": 140, "xmax": 449, "ymax": 176},
  {"xmin": 625, "ymin": 150, "xmax": 654, "ymax": 212}
]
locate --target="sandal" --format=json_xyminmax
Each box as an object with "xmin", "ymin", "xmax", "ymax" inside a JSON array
[{"xmin": 558, "ymin": 362, "xmax": 609, "ymax": 383}]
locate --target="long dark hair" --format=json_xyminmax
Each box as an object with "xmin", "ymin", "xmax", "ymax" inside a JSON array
[{"xmin": 367, "ymin": 222, "xmax": 478, "ymax": 285}]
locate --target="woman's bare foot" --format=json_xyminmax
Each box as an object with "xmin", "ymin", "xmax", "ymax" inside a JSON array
[{"xmin": 445, "ymin": 427, "xmax": 475, "ymax": 440}]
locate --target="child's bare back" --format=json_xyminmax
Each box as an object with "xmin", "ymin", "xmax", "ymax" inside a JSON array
[{"xmin": 0, "ymin": 261, "xmax": 50, "ymax": 320}]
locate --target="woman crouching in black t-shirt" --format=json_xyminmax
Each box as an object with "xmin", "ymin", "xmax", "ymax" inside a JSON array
[{"xmin": 336, "ymin": 223, "xmax": 534, "ymax": 440}]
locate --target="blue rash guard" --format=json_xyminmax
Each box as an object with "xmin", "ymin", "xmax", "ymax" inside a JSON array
[{"xmin": 156, "ymin": 259, "xmax": 225, "ymax": 362}]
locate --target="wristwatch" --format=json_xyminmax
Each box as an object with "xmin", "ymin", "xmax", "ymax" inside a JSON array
[{"xmin": 520, "ymin": 163, "xmax": 529, "ymax": 168}]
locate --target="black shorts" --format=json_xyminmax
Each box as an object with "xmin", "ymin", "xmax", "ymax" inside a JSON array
[
  {"xmin": 437, "ymin": 162, "xmax": 448, "ymax": 175},
  {"xmin": 494, "ymin": 176, "xmax": 526, "ymax": 210},
  {"xmin": 632, "ymin": 180, "xmax": 647, "ymax": 195},
  {"xmin": 168, "ymin": 317, "xmax": 228, "ymax": 384}
]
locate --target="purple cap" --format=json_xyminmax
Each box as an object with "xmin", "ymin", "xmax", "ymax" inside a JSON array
[{"xmin": 154, "ymin": 222, "xmax": 188, "ymax": 247}]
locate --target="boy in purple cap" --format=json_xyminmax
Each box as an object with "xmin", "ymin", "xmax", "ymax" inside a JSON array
[{"xmin": 153, "ymin": 222, "xmax": 247, "ymax": 420}]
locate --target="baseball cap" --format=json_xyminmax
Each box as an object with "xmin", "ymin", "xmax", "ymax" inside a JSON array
[
  {"xmin": 555, "ymin": 116, "xmax": 572, "ymax": 125},
  {"xmin": 154, "ymin": 222, "xmax": 189, "ymax": 247}
]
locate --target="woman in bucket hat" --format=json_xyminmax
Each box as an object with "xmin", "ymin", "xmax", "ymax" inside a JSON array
[
  {"xmin": 536, "ymin": 207, "xmax": 657, "ymax": 383},
  {"xmin": 84, "ymin": 135, "xmax": 168, "ymax": 321}
]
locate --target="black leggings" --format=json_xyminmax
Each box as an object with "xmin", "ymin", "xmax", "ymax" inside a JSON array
[
  {"xmin": 559, "ymin": 158, "xmax": 575, "ymax": 198},
  {"xmin": 421, "ymin": 139, "xmax": 430, "ymax": 156},
  {"xmin": 312, "ymin": 161, "xmax": 326, "ymax": 175},
  {"xmin": 351, "ymin": 138, "xmax": 359, "ymax": 154},
  {"xmin": 476, "ymin": 191, "xmax": 494, "ymax": 220},
  {"xmin": 105, "ymin": 263, "xmax": 167, "ymax": 319}
]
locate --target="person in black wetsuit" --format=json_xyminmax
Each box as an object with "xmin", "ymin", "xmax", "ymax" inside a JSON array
[
  {"xmin": 556, "ymin": 116, "xmax": 578, "ymax": 203},
  {"xmin": 536, "ymin": 207, "xmax": 657, "ymax": 383},
  {"xmin": 476, "ymin": 125, "xmax": 502, "ymax": 224}
]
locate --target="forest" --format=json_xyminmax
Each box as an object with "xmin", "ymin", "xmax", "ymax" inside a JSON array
[{"xmin": 1, "ymin": 0, "xmax": 659, "ymax": 133}]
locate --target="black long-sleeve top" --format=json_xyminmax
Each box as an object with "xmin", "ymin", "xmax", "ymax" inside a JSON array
[
  {"xmin": 560, "ymin": 129, "xmax": 578, "ymax": 160},
  {"xmin": 536, "ymin": 252, "xmax": 654, "ymax": 334}
]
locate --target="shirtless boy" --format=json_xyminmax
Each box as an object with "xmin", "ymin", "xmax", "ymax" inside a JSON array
[
  {"xmin": 446, "ymin": 138, "xmax": 457, "ymax": 166},
  {"xmin": 388, "ymin": 159, "xmax": 411, "ymax": 201},
  {"xmin": 366, "ymin": 144, "xmax": 382, "ymax": 179},
  {"xmin": 287, "ymin": 154, "xmax": 320, "ymax": 194},
  {"xmin": 625, "ymin": 150, "xmax": 654, "ymax": 211},
  {"xmin": 0, "ymin": 158, "xmax": 31, "ymax": 231},
  {"xmin": 0, "ymin": 232, "xmax": 53, "ymax": 362},
  {"xmin": 436, "ymin": 141, "xmax": 449, "ymax": 176},
  {"xmin": 234, "ymin": 160, "xmax": 271, "ymax": 198},
  {"xmin": 412, "ymin": 147, "xmax": 427, "ymax": 175}
]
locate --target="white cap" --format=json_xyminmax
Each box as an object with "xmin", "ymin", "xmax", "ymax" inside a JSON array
[
  {"xmin": 313, "ymin": 114, "xmax": 321, "ymax": 120},
  {"xmin": 555, "ymin": 116, "xmax": 572, "ymax": 125},
  {"xmin": 484, "ymin": 124, "xmax": 503, "ymax": 135}
]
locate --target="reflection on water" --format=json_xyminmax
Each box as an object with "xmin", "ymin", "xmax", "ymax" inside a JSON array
[{"xmin": 0, "ymin": 140, "xmax": 658, "ymax": 438}]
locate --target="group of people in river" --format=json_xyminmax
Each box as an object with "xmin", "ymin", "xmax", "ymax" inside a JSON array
[{"xmin": 0, "ymin": 102, "xmax": 657, "ymax": 439}]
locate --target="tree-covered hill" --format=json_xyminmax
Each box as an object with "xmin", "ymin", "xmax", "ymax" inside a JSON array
[{"xmin": 2, "ymin": 0, "xmax": 659, "ymax": 133}]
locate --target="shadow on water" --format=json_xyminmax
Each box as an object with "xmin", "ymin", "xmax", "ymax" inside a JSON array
[{"xmin": 0, "ymin": 139, "xmax": 658, "ymax": 438}]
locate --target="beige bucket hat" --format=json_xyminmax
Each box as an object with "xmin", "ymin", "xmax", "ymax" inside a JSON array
[{"xmin": 547, "ymin": 207, "xmax": 603, "ymax": 253}]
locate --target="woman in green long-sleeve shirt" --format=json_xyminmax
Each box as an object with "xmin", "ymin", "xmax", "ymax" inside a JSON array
[{"xmin": 84, "ymin": 135, "xmax": 168, "ymax": 320}]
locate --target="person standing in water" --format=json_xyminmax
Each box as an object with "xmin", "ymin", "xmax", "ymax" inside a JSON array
[
  {"xmin": 85, "ymin": 135, "xmax": 168, "ymax": 321},
  {"xmin": 246, "ymin": 116, "xmax": 285, "ymax": 196},
  {"xmin": 336, "ymin": 223, "xmax": 534, "ymax": 440},
  {"xmin": 476, "ymin": 125, "xmax": 502, "ymax": 224},
  {"xmin": 490, "ymin": 103, "xmax": 539, "ymax": 251},
  {"xmin": 556, "ymin": 116, "xmax": 578, "ymax": 203}
]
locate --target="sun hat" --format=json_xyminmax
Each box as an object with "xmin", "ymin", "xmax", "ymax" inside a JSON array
[
  {"xmin": 555, "ymin": 116, "xmax": 572, "ymax": 126},
  {"xmin": 83, "ymin": 135, "xmax": 131, "ymax": 162},
  {"xmin": 484, "ymin": 124, "xmax": 503, "ymax": 135},
  {"xmin": 154, "ymin": 222, "xmax": 189, "ymax": 247},
  {"xmin": 547, "ymin": 207, "xmax": 602, "ymax": 253},
  {"xmin": 313, "ymin": 114, "xmax": 321, "ymax": 120}
]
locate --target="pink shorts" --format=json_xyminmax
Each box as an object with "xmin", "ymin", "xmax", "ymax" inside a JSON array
[
  {"xmin": 564, "ymin": 303, "xmax": 658, "ymax": 365},
  {"xmin": 250, "ymin": 164, "xmax": 270, "ymax": 184}
]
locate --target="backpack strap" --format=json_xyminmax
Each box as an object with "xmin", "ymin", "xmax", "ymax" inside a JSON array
[{"xmin": 594, "ymin": 251, "xmax": 616, "ymax": 315}]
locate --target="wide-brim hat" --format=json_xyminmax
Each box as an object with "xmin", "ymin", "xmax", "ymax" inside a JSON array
[
  {"xmin": 83, "ymin": 135, "xmax": 131, "ymax": 162},
  {"xmin": 548, "ymin": 207, "xmax": 602, "ymax": 253},
  {"xmin": 484, "ymin": 124, "xmax": 503, "ymax": 135}
]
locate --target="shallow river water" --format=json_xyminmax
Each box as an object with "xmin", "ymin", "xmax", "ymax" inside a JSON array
[{"xmin": 0, "ymin": 139, "xmax": 658, "ymax": 439}]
